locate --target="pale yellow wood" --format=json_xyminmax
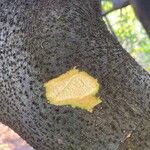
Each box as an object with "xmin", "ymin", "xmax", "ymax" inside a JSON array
[{"xmin": 44, "ymin": 68, "xmax": 102, "ymax": 112}]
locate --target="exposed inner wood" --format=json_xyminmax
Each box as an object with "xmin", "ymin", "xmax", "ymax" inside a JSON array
[{"xmin": 44, "ymin": 68, "xmax": 101, "ymax": 112}]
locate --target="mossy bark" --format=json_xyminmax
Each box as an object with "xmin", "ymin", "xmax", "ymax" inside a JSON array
[{"xmin": 0, "ymin": 0, "xmax": 150, "ymax": 149}]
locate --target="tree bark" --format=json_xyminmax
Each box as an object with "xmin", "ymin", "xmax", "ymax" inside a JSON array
[{"xmin": 0, "ymin": 0, "xmax": 150, "ymax": 150}]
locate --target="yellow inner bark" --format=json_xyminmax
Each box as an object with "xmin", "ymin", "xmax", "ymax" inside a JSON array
[{"xmin": 44, "ymin": 68, "xmax": 102, "ymax": 112}]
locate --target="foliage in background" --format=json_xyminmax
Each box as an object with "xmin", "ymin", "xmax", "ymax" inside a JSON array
[{"xmin": 102, "ymin": 0, "xmax": 150, "ymax": 72}]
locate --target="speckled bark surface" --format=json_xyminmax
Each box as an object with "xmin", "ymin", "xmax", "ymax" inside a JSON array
[{"xmin": 0, "ymin": 0, "xmax": 150, "ymax": 150}]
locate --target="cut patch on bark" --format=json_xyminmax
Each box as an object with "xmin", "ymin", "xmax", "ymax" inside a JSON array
[{"xmin": 44, "ymin": 68, "xmax": 102, "ymax": 112}]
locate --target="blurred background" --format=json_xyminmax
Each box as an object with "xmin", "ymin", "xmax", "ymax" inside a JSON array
[
  {"xmin": 101, "ymin": 0, "xmax": 150, "ymax": 72},
  {"xmin": 0, "ymin": 0, "xmax": 149, "ymax": 149}
]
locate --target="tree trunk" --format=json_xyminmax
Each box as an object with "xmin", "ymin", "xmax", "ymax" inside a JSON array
[{"xmin": 0, "ymin": 0, "xmax": 150, "ymax": 149}]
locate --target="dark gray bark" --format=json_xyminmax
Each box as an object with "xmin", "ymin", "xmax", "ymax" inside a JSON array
[{"xmin": 0, "ymin": 0, "xmax": 150, "ymax": 150}]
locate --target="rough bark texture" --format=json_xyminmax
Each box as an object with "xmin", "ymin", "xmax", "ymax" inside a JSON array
[{"xmin": 0, "ymin": 0, "xmax": 150, "ymax": 150}]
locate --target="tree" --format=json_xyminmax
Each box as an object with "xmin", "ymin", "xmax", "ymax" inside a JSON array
[
  {"xmin": 101, "ymin": 1, "xmax": 150, "ymax": 72},
  {"xmin": 101, "ymin": 0, "xmax": 150, "ymax": 37},
  {"xmin": 0, "ymin": 0, "xmax": 150, "ymax": 149},
  {"xmin": 130, "ymin": 0, "xmax": 150, "ymax": 37},
  {"xmin": 101, "ymin": 0, "xmax": 130, "ymax": 16}
]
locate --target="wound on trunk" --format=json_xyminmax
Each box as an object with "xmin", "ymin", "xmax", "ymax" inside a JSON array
[{"xmin": 44, "ymin": 68, "xmax": 102, "ymax": 112}]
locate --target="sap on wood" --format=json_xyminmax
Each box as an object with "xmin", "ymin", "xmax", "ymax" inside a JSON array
[{"xmin": 44, "ymin": 68, "xmax": 102, "ymax": 112}]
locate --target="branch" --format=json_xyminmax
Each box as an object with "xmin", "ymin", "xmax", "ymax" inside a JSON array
[
  {"xmin": 101, "ymin": 0, "xmax": 130, "ymax": 16},
  {"xmin": 130, "ymin": 0, "xmax": 150, "ymax": 37},
  {"xmin": 104, "ymin": 16, "xmax": 118, "ymax": 40}
]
